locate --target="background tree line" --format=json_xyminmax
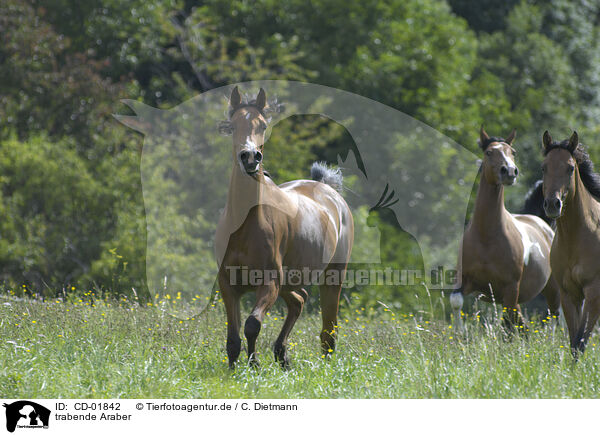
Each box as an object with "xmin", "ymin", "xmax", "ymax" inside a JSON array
[{"xmin": 1, "ymin": 0, "xmax": 599, "ymax": 310}]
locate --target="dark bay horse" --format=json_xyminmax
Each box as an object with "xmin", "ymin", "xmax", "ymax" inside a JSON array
[
  {"xmin": 542, "ymin": 131, "xmax": 600, "ymax": 355},
  {"xmin": 451, "ymin": 127, "xmax": 560, "ymax": 327},
  {"xmin": 215, "ymin": 86, "xmax": 354, "ymax": 368}
]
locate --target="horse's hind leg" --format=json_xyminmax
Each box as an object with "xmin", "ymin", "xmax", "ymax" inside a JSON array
[
  {"xmin": 541, "ymin": 275, "xmax": 561, "ymax": 319},
  {"xmin": 274, "ymin": 288, "xmax": 308, "ymax": 369},
  {"xmin": 245, "ymin": 282, "xmax": 279, "ymax": 367},
  {"xmin": 320, "ymin": 265, "xmax": 345, "ymax": 355},
  {"xmin": 501, "ymin": 286, "xmax": 524, "ymax": 331}
]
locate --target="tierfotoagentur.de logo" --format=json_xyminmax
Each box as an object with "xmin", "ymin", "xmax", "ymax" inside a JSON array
[{"xmin": 2, "ymin": 401, "xmax": 50, "ymax": 433}]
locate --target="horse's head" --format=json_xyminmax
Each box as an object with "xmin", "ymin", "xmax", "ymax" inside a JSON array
[
  {"xmin": 221, "ymin": 86, "xmax": 270, "ymax": 176},
  {"xmin": 478, "ymin": 126, "xmax": 518, "ymax": 186},
  {"xmin": 541, "ymin": 131, "xmax": 578, "ymax": 218},
  {"xmin": 367, "ymin": 183, "xmax": 399, "ymax": 227}
]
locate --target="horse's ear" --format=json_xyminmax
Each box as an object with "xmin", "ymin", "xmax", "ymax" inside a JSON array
[
  {"xmin": 568, "ymin": 131, "xmax": 579, "ymax": 153},
  {"xmin": 479, "ymin": 125, "xmax": 490, "ymax": 149},
  {"xmin": 256, "ymin": 88, "xmax": 267, "ymax": 112},
  {"xmin": 230, "ymin": 86, "xmax": 242, "ymax": 110},
  {"xmin": 542, "ymin": 130, "xmax": 553, "ymax": 150},
  {"xmin": 505, "ymin": 128, "xmax": 516, "ymax": 145}
]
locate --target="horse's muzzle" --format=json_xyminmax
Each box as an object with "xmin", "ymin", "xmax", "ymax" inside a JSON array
[
  {"xmin": 543, "ymin": 197, "xmax": 562, "ymax": 218},
  {"xmin": 500, "ymin": 165, "xmax": 518, "ymax": 185},
  {"xmin": 244, "ymin": 163, "xmax": 260, "ymax": 175},
  {"xmin": 239, "ymin": 150, "xmax": 262, "ymax": 175}
]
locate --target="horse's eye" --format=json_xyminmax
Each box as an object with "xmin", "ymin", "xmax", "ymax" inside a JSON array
[
  {"xmin": 485, "ymin": 150, "xmax": 492, "ymax": 156},
  {"xmin": 567, "ymin": 165, "xmax": 575, "ymax": 174},
  {"xmin": 256, "ymin": 122, "xmax": 267, "ymax": 133}
]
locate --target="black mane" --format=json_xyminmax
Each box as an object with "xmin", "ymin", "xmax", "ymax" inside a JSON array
[
  {"xmin": 545, "ymin": 141, "xmax": 600, "ymax": 201},
  {"xmin": 521, "ymin": 180, "xmax": 555, "ymax": 227},
  {"xmin": 479, "ymin": 136, "xmax": 506, "ymax": 151}
]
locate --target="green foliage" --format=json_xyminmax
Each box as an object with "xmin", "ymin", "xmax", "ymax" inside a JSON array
[
  {"xmin": 0, "ymin": 135, "xmax": 114, "ymax": 290},
  {"xmin": 449, "ymin": 0, "xmax": 520, "ymax": 33},
  {"xmin": 0, "ymin": 0, "xmax": 123, "ymax": 143},
  {"xmin": 0, "ymin": 130, "xmax": 147, "ymax": 295},
  {"xmin": 2, "ymin": 0, "xmax": 600, "ymax": 313}
]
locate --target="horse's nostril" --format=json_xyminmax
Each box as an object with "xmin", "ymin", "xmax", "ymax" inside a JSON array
[
  {"xmin": 514, "ymin": 167, "xmax": 519, "ymax": 176},
  {"xmin": 255, "ymin": 151, "xmax": 262, "ymax": 162},
  {"xmin": 543, "ymin": 199, "xmax": 549, "ymax": 209},
  {"xmin": 240, "ymin": 151, "xmax": 249, "ymax": 160},
  {"xmin": 501, "ymin": 166, "xmax": 508, "ymax": 175},
  {"xmin": 553, "ymin": 198, "xmax": 561, "ymax": 209}
]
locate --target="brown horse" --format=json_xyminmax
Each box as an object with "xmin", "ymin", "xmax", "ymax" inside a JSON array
[
  {"xmin": 542, "ymin": 131, "xmax": 600, "ymax": 355},
  {"xmin": 451, "ymin": 127, "xmax": 560, "ymax": 328},
  {"xmin": 215, "ymin": 86, "xmax": 354, "ymax": 368}
]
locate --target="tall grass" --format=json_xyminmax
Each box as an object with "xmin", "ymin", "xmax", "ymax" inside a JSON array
[{"xmin": 1, "ymin": 291, "xmax": 599, "ymax": 399}]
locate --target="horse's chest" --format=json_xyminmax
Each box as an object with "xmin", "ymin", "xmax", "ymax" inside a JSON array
[
  {"xmin": 221, "ymin": 221, "xmax": 278, "ymax": 267},
  {"xmin": 552, "ymin": 230, "xmax": 600, "ymax": 290},
  {"xmin": 462, "ymin": 235, "xmax": 520, "ymax": 285},
  {"xmin": 554, "ymin": 264, "xmax": 580, "ymax": 293},
  {"xmin": 552, "ymin": 255, "xmax": 594, "ymax": 291},
  {"xmin": 463, "ymin": 235, "xmax": 517, "ymax": 265}
]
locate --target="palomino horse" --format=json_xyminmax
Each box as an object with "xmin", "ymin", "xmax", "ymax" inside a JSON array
[
  {"xmin": 215, "ymin": 86, "xmax": 354, "ymax": 368},
  {"xmin": 451, "ymin": 127, "xmax": 560, "ymax": 327},
  {"xmin": 542, "ymin": 131, "xmax": 600, "ymax": 355}
]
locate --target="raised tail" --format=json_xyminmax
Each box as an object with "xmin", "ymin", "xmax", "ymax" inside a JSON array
[
  {"xmin": 311, "ymin": 161, "xmax": 343, "ymax": 192},
  {"xmin": 521, "ymin": 180, "xmax": 555, "ymax": 228}
]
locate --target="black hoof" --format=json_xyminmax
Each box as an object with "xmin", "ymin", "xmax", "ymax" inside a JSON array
[
  {"xmin": 278, "ymin": 357, "xmax": 290, "ymax": 370},
  {"xmin": 571, "ymin": 331, "xmax": 587, "ymax": 359},
  {"xmin": 248, "ymin": 355, "xmax": 260, "ymax": 368},
  {"xmin": 571, "ymin": 342, "xmax": 586, "ymax": 360},
  {"xmin": 274, "ymin": 345, "xmax": 290, "ymax": 369},
  {"xmin": 276, "ymin": 353, "xmax": 291, "ymax": 370}
]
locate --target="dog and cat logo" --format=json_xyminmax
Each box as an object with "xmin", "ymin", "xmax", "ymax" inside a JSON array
[{"xmin": 2, "ymin": 401, "xmax": 50, "ymax": 432}]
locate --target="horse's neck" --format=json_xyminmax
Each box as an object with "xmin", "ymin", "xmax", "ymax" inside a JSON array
[
  {"xmin": 225, "ymin": 166, "xmax": 266, "ymax": 229},
  {"xmin": 557, "ymin": 170, "xmax": 599, "ymax": 240},
  {"xmin": 471, "ymin": 173, "xmax": 507, "ymax": 236}
]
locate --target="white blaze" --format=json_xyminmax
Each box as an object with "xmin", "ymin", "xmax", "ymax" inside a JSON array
[{"xmin": 238, "ymin": 136, "xmax": 259, "ymax": 173}]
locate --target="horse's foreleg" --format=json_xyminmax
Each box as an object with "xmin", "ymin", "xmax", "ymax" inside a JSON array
[
  {"xmin": 573, "ymin": 283, "xmax": 600, "ymax": 355},
  {"xmin": 560, "ymin": 287, "xmax": 583, "ymax": 356},
  {"xmin": 274, "ymin": 288, "xmax": 308, "ymax": 369},
  {"xmin": 220, "ymin": 277, "xmax": 241, "ymax": 369},
  {"xmin": 245, "ymin": 281, "xmax": 279, "ymax": 367}
]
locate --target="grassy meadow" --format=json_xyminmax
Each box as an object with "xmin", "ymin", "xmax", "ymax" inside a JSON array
[{"xmin": 2, "ymin": 290, "xmax": 600, "ymax": 399}]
